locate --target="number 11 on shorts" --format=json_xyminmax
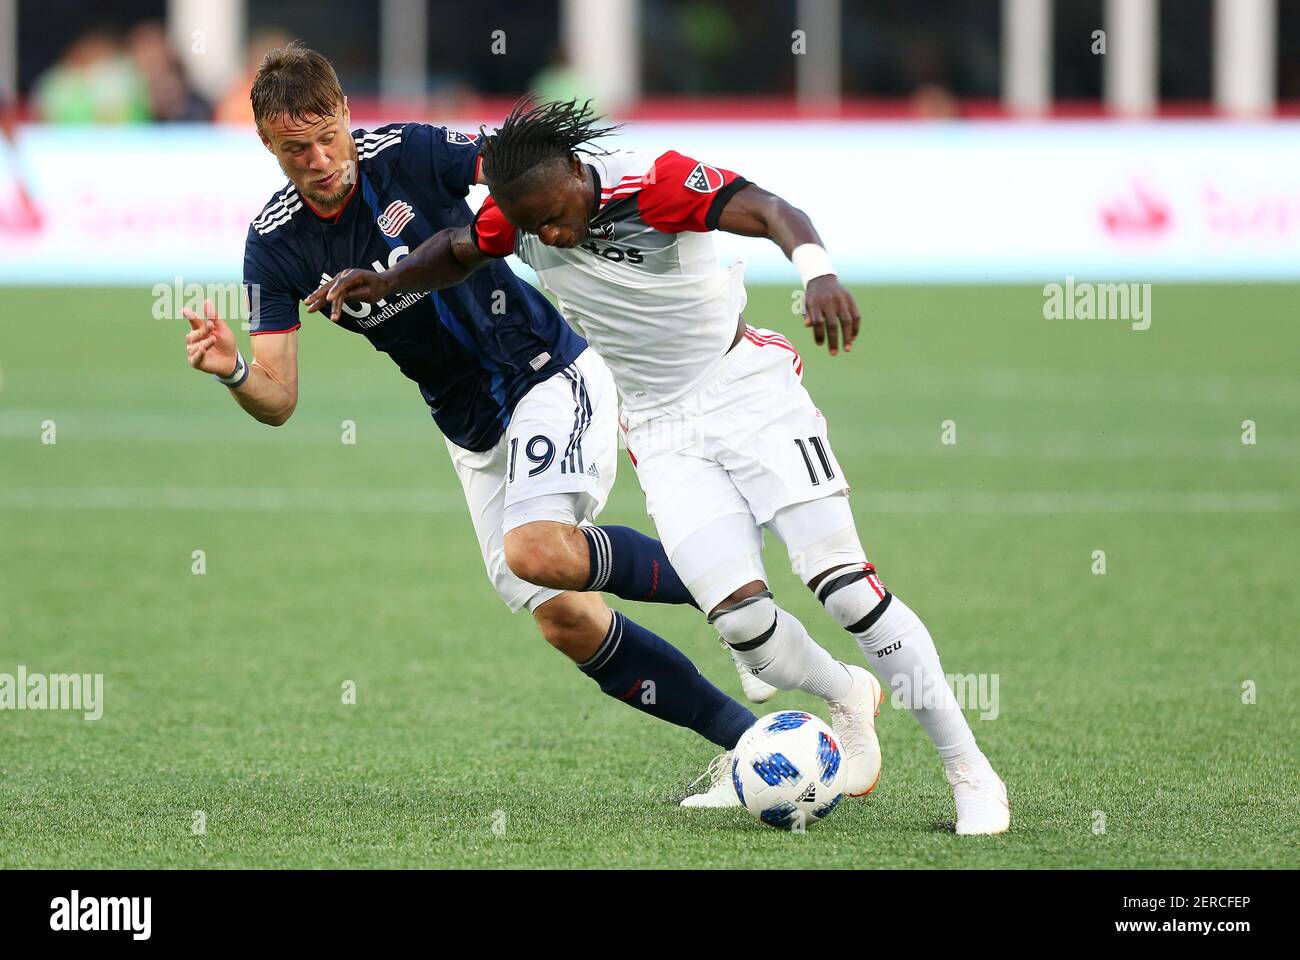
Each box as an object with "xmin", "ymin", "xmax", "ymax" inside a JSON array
[{"xmin": 794, "ymin": 436, "xmax": 835, "ymax": 485}]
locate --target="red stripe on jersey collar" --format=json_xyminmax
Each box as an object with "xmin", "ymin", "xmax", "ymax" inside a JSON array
[{"xmin": 304, "ymin": 180, "xmax": 358, "ymax": 223}]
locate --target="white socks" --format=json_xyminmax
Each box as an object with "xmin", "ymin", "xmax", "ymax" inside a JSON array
[
  {"xmin": 712, "ymin": 593, "xmax": 852, "ymax": 702},
  {"xmin": 709, "ymin": 573, "xmax": 986, "ymax": 773},
  {"xmin": 820, "ymin": 573, "xmax": 984, "ymax": 771}
]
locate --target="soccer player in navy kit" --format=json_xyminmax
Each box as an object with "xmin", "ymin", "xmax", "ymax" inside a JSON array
[{"xmin": 180, "ymin": 44, "xmax": 757, "ymax": 785}]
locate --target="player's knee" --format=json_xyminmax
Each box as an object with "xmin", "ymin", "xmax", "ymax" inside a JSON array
[
  {"xmin": 533, "ymin": 593, "xmax": 611, "ymax": 661},
  {"xmin": 708, "ymin": 587, "xmax": 777, "ymax": 650},
  {"xmin": 504, "ymin": 522, "xmax": 582, "ymax": 589},
  {"xmin": 709, "ymin": 591, "xmax": 811, "ymax": 691},
  {"xmin": 814, "ymin": 562, "xmax": 892, "ymax": 634},
  {"xmin": 709, "ymin": 580, "xmax": 769, "ymax": 618}
]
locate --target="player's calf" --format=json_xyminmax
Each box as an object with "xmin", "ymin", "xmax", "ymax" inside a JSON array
[
  {"xmin": 812, "ymin": 562, "xmax": 982, "ymax": 764},
  {"xmin": 709, "ymin": 582, "xmax": 879, "ymax": 794},
  {"xmin": 503, "ymin": 517, "xmax": 695, "ymax": 606},
  {"xmin": 771, "ymin": 497, "xmax": 1007, "ymax": 825},
  {"xmin": 709, "ymin": 583, "xmax": 851, "ymax": 700},
  {"xmin": 579, "ymin": 524, "xmax": 695, "ymax": 606},
  {"xmin": 531, "ymin": 588, "xmax": 614, "ymax": 661},
  {"xmin": 534, "ymin": 591, "xmax": 756, "ymax": 750}
]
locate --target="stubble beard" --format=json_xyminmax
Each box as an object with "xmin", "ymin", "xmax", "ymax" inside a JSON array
[{"xmin": 298, "ymin": 140, "xmax": 358, "ymax": 210}]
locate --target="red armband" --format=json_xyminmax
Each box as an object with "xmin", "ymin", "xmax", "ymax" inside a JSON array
[{"xmin": 470, "ymin": 195, "xmax": 517, "ymax": 257}]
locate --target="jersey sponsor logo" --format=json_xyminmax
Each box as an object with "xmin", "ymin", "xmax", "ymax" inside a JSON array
[
  {"xmin": 581, "ymin": 241, "xmax": 644, "ymax": 264},
  {"xmin": 590, "ymin": 222, "xmax": 616, "ymax": 241},
  {"xmin": 376, "ymin": 200, "xmax": 415, "ymax": 238},
  {"xmin": 318, "ymin": 245, "xmax": 413, "ymax": 325},
  {"xmin": 684, "ymin": 162, "xmax": 724, "ymax": 194},
  {"xmin": 446, "ymin": 130, "xmax": 479, "ymax": 145}
]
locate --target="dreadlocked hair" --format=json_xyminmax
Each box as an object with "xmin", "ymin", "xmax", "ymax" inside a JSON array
[{"xmin": 479, "ymin": 98, "xmax": 623, "ymax": 199}]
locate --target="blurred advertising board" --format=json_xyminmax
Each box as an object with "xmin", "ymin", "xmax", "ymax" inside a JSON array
[{"xmin": 1, "ymin": 122, "xmax": 1298, "ymax": 285}]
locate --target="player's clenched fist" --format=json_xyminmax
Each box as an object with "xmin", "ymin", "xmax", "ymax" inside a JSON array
[
  {"xmin": 304, "ymin": 268, "xmax": 392, "ymax": 322},
  {"xmin": 803, "ymin": 275, "xmax": 861, "ymax": 357},
  {"xmin": 183, "ymin": 299, "xmax": 239, "ymax": 377}
]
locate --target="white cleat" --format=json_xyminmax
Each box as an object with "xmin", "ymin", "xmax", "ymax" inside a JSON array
[
  {"xmin": 722, "ymin": 639, "xmax": 779, "ymax": 704},
  {"xmin": 948, "ymin": 761, "xmax": 1011, "ymax": 835},
  {"xmin": 679, "ymin": 752, "xmax": 742, "ymax": 808},
  {"xmin": 828, "ymin": 665, "xmax": 884, "ymax": 797}
]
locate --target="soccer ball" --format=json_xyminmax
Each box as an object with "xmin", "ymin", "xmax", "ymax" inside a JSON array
[{"xmin": 731, "ymin": 710, "xmax": 847, "ymax": 830}]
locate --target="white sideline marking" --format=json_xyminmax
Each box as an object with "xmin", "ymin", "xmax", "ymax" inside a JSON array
[{"xmin": 0, "ymin": 487, "xmax": 1294, "ymax": 515}]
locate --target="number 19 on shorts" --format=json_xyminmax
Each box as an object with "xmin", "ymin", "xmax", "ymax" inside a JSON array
[{"xmin": 508, "ymin": 435, "xmax": 557, "ymax": 482}]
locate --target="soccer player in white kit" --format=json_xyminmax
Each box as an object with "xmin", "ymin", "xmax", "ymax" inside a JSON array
[{"xmin": 318, "ymin": 100, "xmax": 1010, "ymax": 834}]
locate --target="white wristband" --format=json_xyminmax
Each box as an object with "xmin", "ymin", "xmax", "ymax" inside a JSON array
[
  {"xmin": 214, "ymin": 351, "xmax": 249, "ymax": 388},
  {"xmin": 791, "ymin": 243, "xmax": 837, "ymax": 288}
]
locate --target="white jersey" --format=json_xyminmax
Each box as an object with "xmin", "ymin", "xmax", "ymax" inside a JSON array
[{"xmin": 472, "ymin": 149, "xmax": 753, "ymax": 410}]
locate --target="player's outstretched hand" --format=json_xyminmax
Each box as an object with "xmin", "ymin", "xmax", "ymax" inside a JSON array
[
  {"xmin": 183, "ymin": 299, "xmax": 239, "ymax": 377},
  {"xmin": 304, "ymin": 268, "xmax": 392, "ymax": 323},
  {"xmin": 804, "ymin": 276, "xmax": 861, "ymax": 356}
]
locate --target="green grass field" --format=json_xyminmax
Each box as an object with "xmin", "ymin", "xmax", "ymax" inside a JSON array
[{"xmin": 1, "ymin": 283, "xmax": 1296, "ymax": 869}]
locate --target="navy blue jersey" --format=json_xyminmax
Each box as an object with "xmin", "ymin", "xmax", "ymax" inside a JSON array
[{"xmin": 242, "ymin": 123, "xmax": 585, "ymax": 451}]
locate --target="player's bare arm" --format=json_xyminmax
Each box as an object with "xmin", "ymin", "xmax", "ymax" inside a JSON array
[
  {"xmin": 183, "ymin": 298, "xmax": 298, "ymax": 426},
  {"xmin": 717, "ymin": 184, "xmax": 861, "ymax": 356},
  {"xmin": 303, "ymin": 224, "xmax": 489, "ymax": 322}
]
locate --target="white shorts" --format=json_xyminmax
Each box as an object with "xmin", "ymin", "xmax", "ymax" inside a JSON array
[
  {"xmin": 444, "ymin": 347, "xmax": 619, "ymax": 613},
  {"xmin": 621, "ymin": 326, "xmax": 849, "ymax": 609}
]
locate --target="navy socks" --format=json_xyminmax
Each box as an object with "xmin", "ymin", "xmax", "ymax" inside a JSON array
[
  {"xmin": 579, "ymin": 612, "xmax": 755, "ymax": 750},
  {"xmin": 581, "ymin": 525, "xmax": 696, "ymax": 607}
]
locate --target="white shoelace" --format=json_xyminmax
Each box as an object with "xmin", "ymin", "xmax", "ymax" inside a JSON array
[
  {"xmin": 947, "ymin": 762, "xmax": 993, "ymax": 789},
  {"xmin": 949, "ymin": 768, "xmax": 978, "ymax": 788},
  {"xmin": 686, "ymin": 751, "xmax": 733, "ymax": 794},
  {"xmin": 829, "ymin": 702, "xmax": 864, "ymax": 758}
]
